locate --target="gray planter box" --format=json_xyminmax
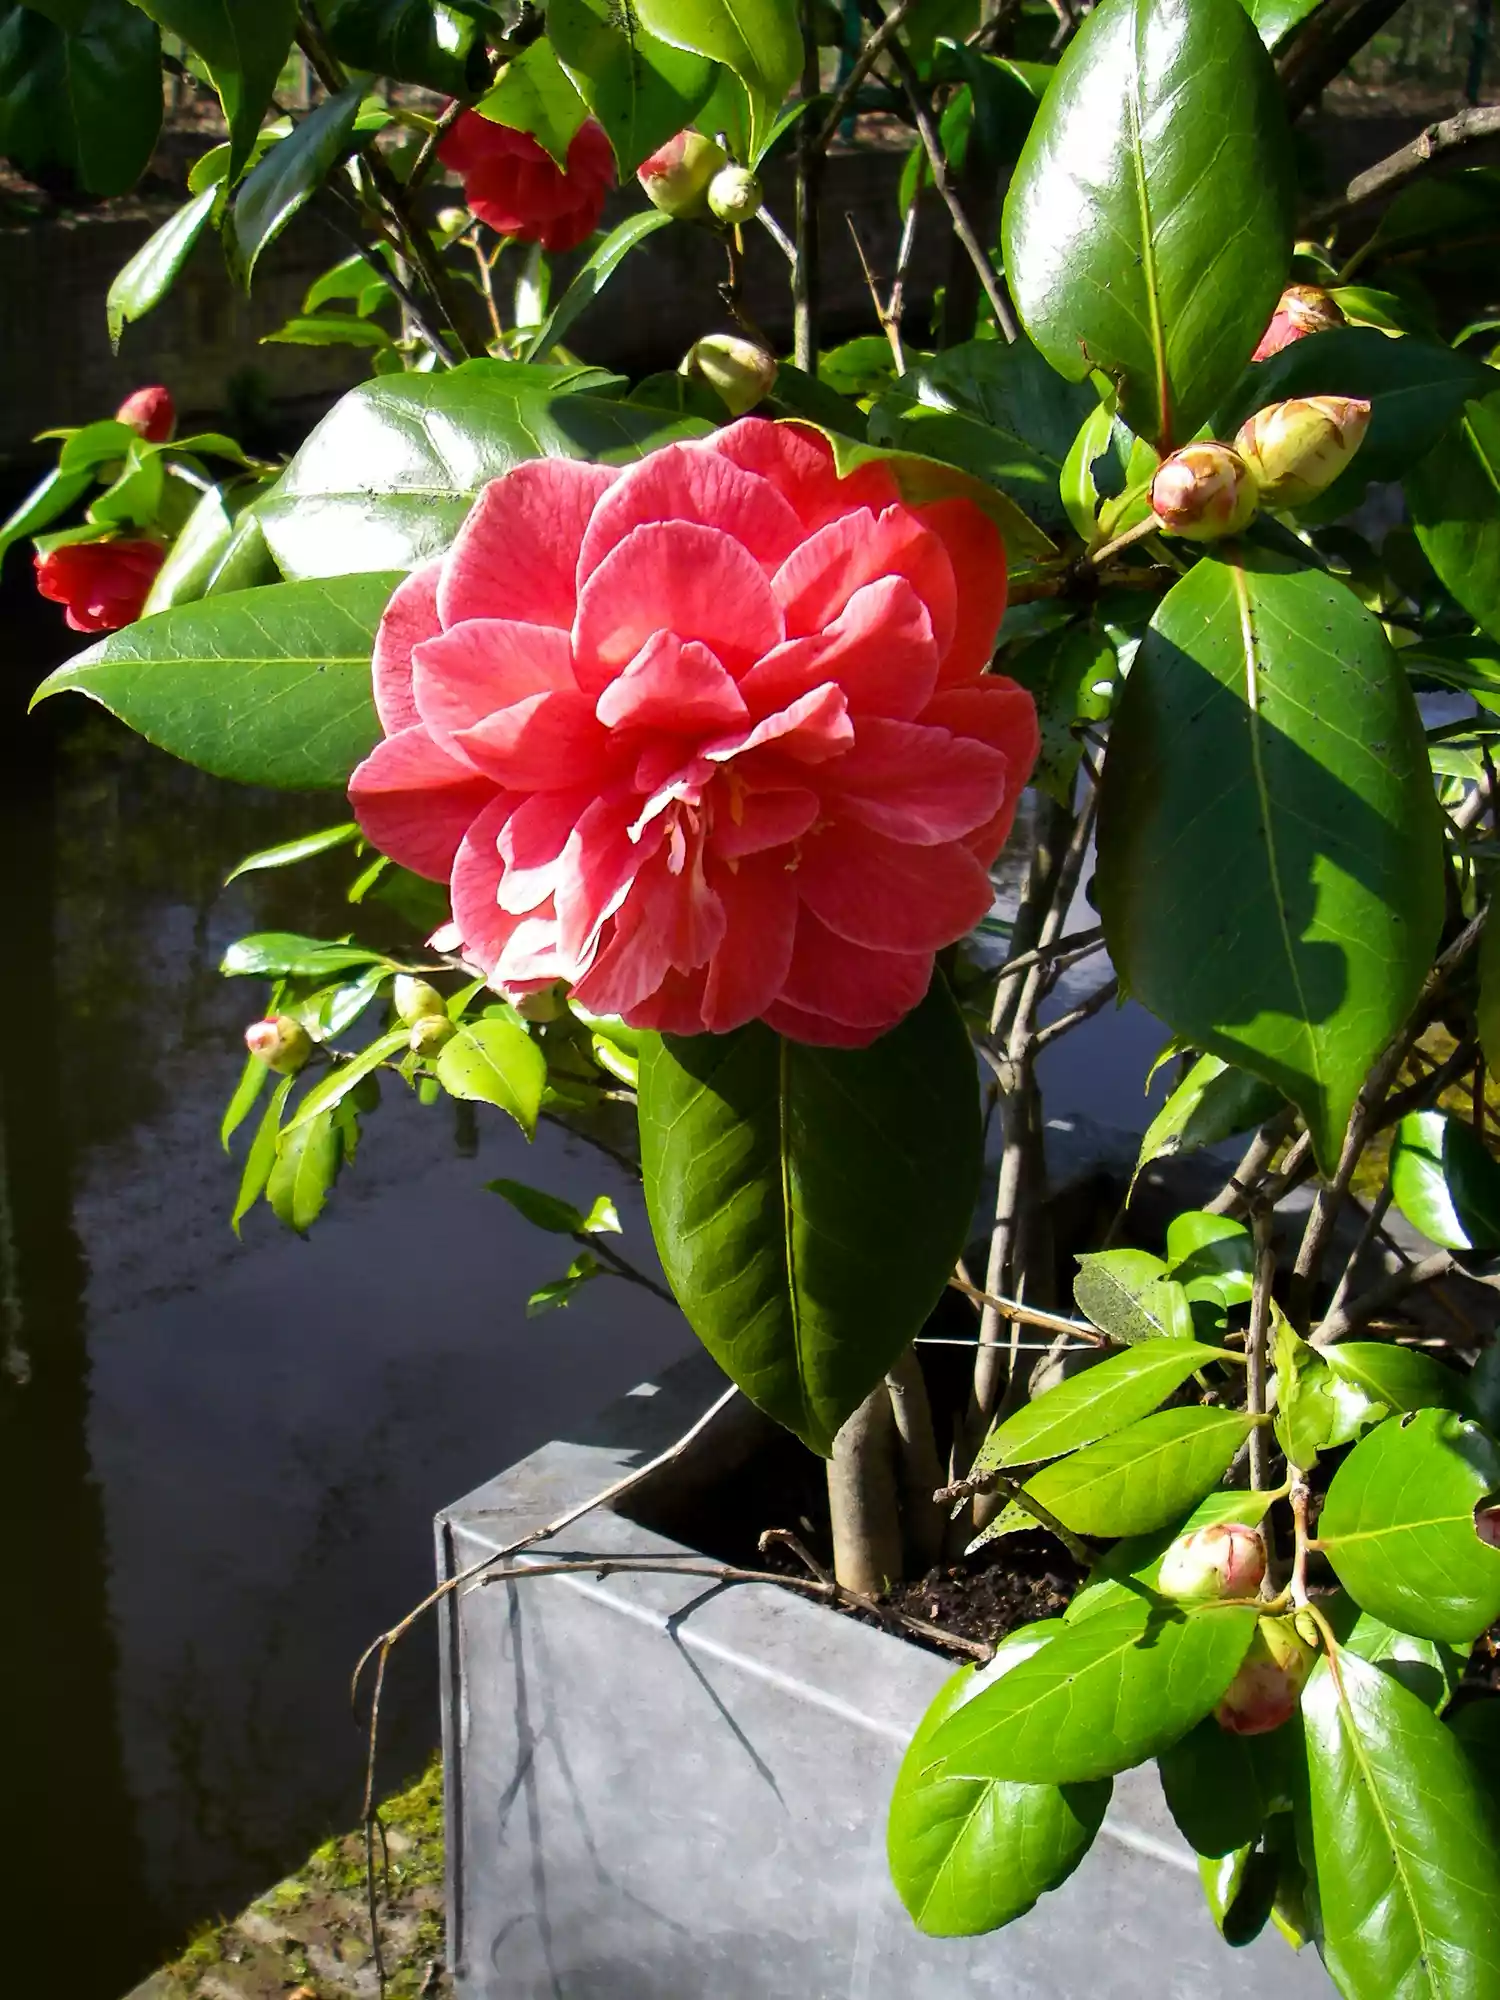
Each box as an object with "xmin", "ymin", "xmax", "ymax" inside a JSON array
[{"xmin": 438, "ymin": 1352, "xmax": 1330, "ymax": 1998}]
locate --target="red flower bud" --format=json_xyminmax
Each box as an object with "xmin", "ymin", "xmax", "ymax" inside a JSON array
[
  {"xmin": 1215, "ymin": 1617, "xmax": 1316, "ymax": 1736},
  {"xmin": 245, "ymin": 1015, "xmax": 313, "ymax": 1075},
  {"xmin": 680, "ymin": 334, "xmax": 778, "ymax": 416},
  {"xmin": 637, "ymin": 130, "xmax": 727, "ymax": 221},
  {"xmin": 1150, "ymin": 443, "xmax": 1258, "ymax": 541},
  {"xmin": 707, "ymin": 164, "xmax": 763, "ymax": 226},
  {"xmin": 1158, "ymin": 1522, "xmax": 1266, "ymax": 1602},
  {"xmin": 34, "ymin": 539, "xmax": 164, "ymax": 634},
  {"xmin": 115, "ymin": 385, "xmax": 175, "ymax": 444},
  {"xmin": 1251, "ymin": 284, "xmax": 1346, "ymax": 363},
  {"xmin": 438, "ymin": 109, "xmax": 614, "ymax": 254},
  {"xmin": 393, "ymin": 975, "xmax": 447, "ymax": 1025},
  {"xmin": 1234, "ymin": 395, "xmax": 1371, "ymax": 508}
]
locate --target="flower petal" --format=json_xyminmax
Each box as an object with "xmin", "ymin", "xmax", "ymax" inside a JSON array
[
  {"xmin": 772, "ymin": 504, "xmax": 957, "ymax": 658},
  {"xmin": 572, "ymin": 521, "xmax": 784, "ymax": 690},
  {"xmin": 453, "ymin": 688, "xmax": 612, "ymax": 790},
  {"xmin": 451, "ymin": 793, "xmax": 531, "ymax": 974},
  {"xmin": 700, "ymin": 852, "xmax": 798, "ymax": 1032},
  {"xmin": 572, "ymin": 845, "xmax": 723, "ymax": 1017},
  {"xmin": 795, "ymin": 820, "xmax": 994, "ymax": 952},
  {"xmin": 704, "ymin": 419, "xmax": 900, "ymax": 529},
  {"xmin": 554, "ymin": 793, "xmax": 664, "ymax": 968},
  {"xmin": 736, "ymin": 575, "xmax": 938, "ymax": 722},
  {"xmin": 709, "ymin": 784, "xmax": 819, "ymax": 859},
  {"xmin": 703, "ymin": 683, "xmax": 852, "ymax": 767},
  {"xmin": 777, "ymin": 906, "xmax": 933, "ymax": 1029},
  {"xmin": 438, "ymin": 458, "xmax": 617, "ymax": 629},
  {"xmin": 920, "ymin": 679, "xmax": 1039, "ymax": 864},
  {"xmin": 821, "ymin": 715, "xmax": 1007, "ymax": 844},
  {"xmin": 412, "ymin": 620, "xmax": 577, "ymax": 749},
  {"xmin": 373, "ymin": 560, "xmax": 442, "ymax": 733},
  {"xmin": 577, "ymin": 441, "xmax": 804, "ymax": 584},
  {"xmin": 760, "ymin": 998, "xmax": 883, "ymax": 1048},
  {"xmin": 349, "ymin": 727, "xmax": 500, "ymax": 881},
  {"xmin": 595, "ymin": 631, "xmax": 748, "ymax": 733},
  {"xmin": 496, "ymin": 786, "xmax": 594, "ymax": 913},
  {"xmin": 915, "ymin": 497, "xmax": 1008, "ymax": 685},
  {"xmin": 627, "ymin": 965, "xmax": 709, "ymax": 1035}
]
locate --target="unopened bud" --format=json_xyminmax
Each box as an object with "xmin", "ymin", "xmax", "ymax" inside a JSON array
[
  {"xmin": 1252, "ymin": 284, "xmax": 1346, "ymax": 363},
  {"xmin": 1476, "ymin": 1503, "xmax": 1500, "ymax": 1549},
  {"xmin": 707, "ymin": 164, "xmax": 763, "ymax": 226},
  {"xmin": 1150, "ymin": 443, "xmax": 1259, "ymax": 541},
  {"xmin": 1158, "ymin": 1523, "xmax": 1266, "ymax": 1603},
  {"xmin": 515, "ymin": 980, "xmax": 567, "ymax": 1024},
  {"xmin": 115, "ymin": 385, "xmax": 175, "ymax": 444},
  {"xmin": 409, "ymin": 1012, "xmax": 456, "ymax": 1055},
  {"xmin": 393, "ymin": 975, "xmax": 447, "ymax": 1025},
  {"xmin": 1215, "ymin": 1617, "xmax": 1316, "ymax": 1737},
  {"xmin": 435, "ymin": 206, "xmax": 469, "ymax": 237},
  {"xmin": 1234, "ymin": 395, "xmax": 1371, "ymax": 508},
  {"xmin": 637, "ymin": 130, "xmax": 727, "ymax": 221},
  {"xmin": 681, "ymin": 334, "xmax": 778, "ymax": 416},
  {"xmin": 245, "ymin": 1014, "xmax": 312, "ymax": 1074}
]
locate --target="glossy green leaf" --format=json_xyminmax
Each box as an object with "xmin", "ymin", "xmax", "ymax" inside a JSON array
[
  {"xmin": 1303, "ymin": 1648, "xmax": 1500, "ymax": 1998},
  {"xmin": 31, "ymin": 574, "xmax": 399, "ymax": 789},
  {"xmin": 1073, "ymin": 1247, "xmax": 1193, "ymax": 1344},
  {"xmin": 1273, "ymin": 1305, "xmax": 1335, "ymax": 1471},
  {"xmin": 256, "ymin": 367, "xmax": 708, "ymax": 579},
  {"xmin": 1322, "ymin": 1341, "xmax": 1468, "ymax": 1423},
  {"xmin": 633, "ymin": 0, "xmax": 799, "ymax": 155},
  {"xmin": 486, "ymin": 1179, "xmax": 621, "ymax": 1236},
  {"xmin": 0, "ymin": 0, "xmax": 162, "ymax": 196},
  {"xmin": 142, "ymin": 476, "xmax": 273, "ymax": 615},
  {"xmin": 1318, "ymin": 1409, "xmax": 1500, "ymax": 1644},
  {"xmin": 995, "ymin": 1405, "xmax": 1254, "ymax": 1539},
  {"xmin": 1064, "ymin": 1487, "xmax": 1274, "ymax": 1625},
  {"xmin": 268, "ymin": 1107, "xmax": 342, "ymax": 1233},
  {"xmin": 977, "ymin": 1339, "xmax": 1228, "ymax": 1471},
  {"xmin": 130, "ymin": 0, "xmax": 298, "ymax": 178},
  {"xmin": 224, "ymin": 824, "xmax": 362, "ymax": 884},
  {"xmin": 887, "ymin": 1628, "xmax": 1110, "ymax": 1936},
  {"xmin": 1165, "ymin": 1211, "xmax": 1255, "ymax": 1309},
  {"xmin": 638, "ymin": 978, "xmax": 981, "ymax": 1455},
  {"xmin": 1408, "ymin": 392, "xmax": 1500, "ymax": 646},
  {"xmin": 107, "ymin": 185, "xmax": 218, "ymax": 349},
  {"xmin": 315, "ymin": 0, "xmax": 487, "ymax": 94},
  {"xmin": 1134, "ymin": 1054, "xmax": 1283, "ymax": 1188},
  {"xmin": 521, "ymin": 210, "xmax": 674, "ymax": 363},
  {"xmin": 220, "ymin": 1052, "xmax": 269, "ymax": 1151},
  {"xmin": 1239, "ymin": 0, "xmax": 1323, "ymax": 41},
  {"xmin": 231, "ymin": 1074, "xmax": 293, "ymax": 1233},
  {"xmin": 1096, "ymin": 548, "xmax": 1444, "ymax": 1174},
  {"xmin": 548, "ymin": 0, "xmax": 715, "ymax": 174},
  {"xmin": 263, "ymin": 314, "xmax": 394, "ymax": 349},
  {"xmin": 1199, "ymin": 1840, "xmax": 1279, "ymax": 1947},
  {"xmin": 435, "ymin": 1018, "xmax": 546, "ymax": 1137},
  {"xmin": 926, "ymin": 1596, "xmax": 1258, "ymax": 1785},
  {"xmin": 231, "ymin": 85, "xmax": 366, "ymax": 284},
  {"xmin": 526, "ymin": 1251, "xmax": 600, "ymax": 1315},
  {"xmin": 0, "ymin": 467, "xmax": 91, "ymax": 566},
  {"xmin": 1336, "ymin": 1604, "xmax": 1464, "ymax": 1716},
  {"xmin": 475, "ymin": 37, "xmax": 587, "ymax": 166},
  {"xmin": 293, "ymin": 965, "xmax": 390, "ymax": 1042},
  {"xmin": 283, "ymin": 1029, "xmax": 408, "ymax": 1133},
  {"xmin": 1000, "ymin": 0, "xmax": 1293, "ymax": 450},
  {"xmin": 221, "ymin": 933, "xmax": 385, "ymax": 978},
  {"xmin": 1158, "ymin": 1713, "xmax": 1295, "ymax": 1857},
  {"xmin": 1389, "ymin": 1109, "xmax": 1500, "ymax": 1253}
]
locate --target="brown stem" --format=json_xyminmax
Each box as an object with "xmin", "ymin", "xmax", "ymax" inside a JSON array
[
  {"xmin": 885, "ymin": 1348, "xmax": 947, "ymax": 1570},
  {"xmin": 1312, "ymin": 1250, "xmax": 1456, "ymax": 1349},
  {"xmin": 827, "ymin": 1382, "xmax": 903, "ymax": 1593},
  {"xmin": 1247, "ymin": 1209, "xmax": 1275, "ymax": 1490},
  {"xmin": 1306, "ymin": 105, "xmax": 1500, "ymax": 228},
  {"xmin": 1323, "ymin": 1179, "xmax": 1393, "ymax": 1323},
  {"xmin": 1205, "ymin": 1108, "xmax": 1299, "ymax": 1217},
  {"xmin": 814, "ymin": 0, "xmax": 921, "ymax": 151},
  {"xmin": 793, "ymin": 3, "xmax": 824, "ymax": 371},
  {"xmin": 1277, "ymin": 0, "xmax": 1410, "ymax": 119},
  {"xmin": 1031, "ymin": 975, "xmax": 1119, "ymax": 1053}
]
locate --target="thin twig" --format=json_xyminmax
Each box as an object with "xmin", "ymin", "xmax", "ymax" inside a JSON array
[
  {"xmin": 1306, "ymin": 104, "xmax": 1500, "ymax": 227},
  {"xmin": 1204, "ymin": 1108, "xmax": 1300, "ymax": 1217},
  {"xmin": 759, "ymin": 1527, "xmax": 993, "ymax": 1657},
  {"xmin": 1247, "ymin": 1210, "xmax": 1276, "ymax": 1489},
  {"xmin": 1031, "ymin": 976, "xmax": 1119, "ymax": 1052},
  {"xmin": 361, "ymin": 1644, "xmax": 390, "ymax": 1994},
  {"xmin": 885, "ymin": 192, "xmax": 920, "ymax": 373},
  {"xmin": 814, "ymin": 0, "xmax": 922, "ymax": 151},
  {"xmin": 409, "ymin": 93, "xmax": 468, "ymax": 190},
  {"xmin": 991, "ymin": 925, "xmax": 1106, "ymax": 986},
  {"xmin": 1312, "ymin": 1250, "xmax": 1457, "ymax": 1348},
  {"xmin": 931, "ymin": 1461, "xmax": 1096, "ymax": 1564},
  {"xmin": 1324, "ymin": 1180, "xmax": 1393, "ymax": 1322},
  {"xmin": 755, "ymin": 205, "xmax": 798, "ymax": 266},
  {"xmin": 793, "ymin": 0, "xmax": 824, "ymax": 369}
]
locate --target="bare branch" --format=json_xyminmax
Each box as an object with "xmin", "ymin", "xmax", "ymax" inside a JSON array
[
  {"xmin": 1312, "ymin": 1250, "xmax": 1457, "ymax": 1348},
  {"xmin": 1307, "ymin": 105, "xmax": 1500, "ymax": 228}
]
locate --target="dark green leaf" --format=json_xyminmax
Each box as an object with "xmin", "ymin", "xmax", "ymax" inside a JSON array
[
  {"xmin": 231, "ymin": 85, "xmax": 366, "ymax": 284},
  {"xmin": 632, "ymin": 0, "xmax": 800, "ymax": 153},
  {"xmin": 1001, "ymin": 0, "xmax": 1293, "ymax": 449},
  {"xmin": 220, "ymin": 1052, "xmax": 269, "ymax": 1151},
  {"xmin": 926, "ymin": 1596, "xmax": 1258, "ymax": 1784},
  {"xmin": 1095, "ymin": 547, "xmax": 1444, "ymax": 1174},
  {"xmin": 1158, "ymin": 1714, "xmax": 1294, "ymax": 1857},
  {"xmin": 316, "ymin": 0, "xmax": 487, "ymax": 94},
  {"xmin": 31, "ymin": 574, "xmax": 399, "ymax": 789},
  {"xmin": 267, "ymin": 1107, "xmax": 342, "ymax": 1233},
  {"xmin": 1448, "ymin": 1698, "xmax": 1500, "ymax": 1801},
  {"xmin": 0, "ymin": 467, "xmax": 91, "ymax": 566},
  {"xmin": 142, "ymin": 476, "xmax": 273, "ymax": 615},
  {"xmin": 1005, "ymin": 621, "xmax": 1116, "ymax": 803},
  {"xmin": 0, "ymin": 0, "xmax": 162, "ymax": 196},
  {"xmin": 1134, "ymin": 1054, "xmax": 1282, "ymax": 1187},
  {"xmin": 107, "ymin": 186, "xmax": 218, "ymax": 349},
  {"xmin": 527, "ymin": 1250, "xmax": 600, "ymax": 1314},
  {"xmin": 486, "ymin": 1178, "xmax": 621, "ymax": 1236},
  {"xmin": 1198, "ymin": 1841, "xmax": 1279, "ymax": 1947},
  {"xmin": 1336, "ymin": 1604, "xmax": 1464, "ymax": 1715},
  {"xmin": 1318, "ymin": 1409, "xmax": 1500, "ymax": 1644},
  {"xmin": 221, "ymin": 933, "xmax": 385, "ymax": 977},
  {"xmin": 990, "ymin": 1405, "xmax": 1254, "ymax": 1538},
  {"xmin": 548, "ymin": 0, "xmax": 715, "ymax": 174},
  {"xmin": 638, "ymin": 978, "xmax": 981, "ymax": 1455},
  {"xmin": 521, "ymin": 210, "xmax": 674, "ymax": 363},
  {"xmin": 231, "ymin": 1073, "xmax": 293, "ymax": 1232},
  {"xmin": 1408, "ymin": 392, "xmax": 1500, "ymax": 646},
  {"xmin": 435, "ymin": 1019, "xmax": 546, "ymax": 1136},
  {"xmin": 1390, "ymin": 1109, "xmax": 1500, "ymax": 1253},
  {"xmin": 1303, "ymin": 1648, "xmax": 1500, "ymax": 1997},
  {"xmin": 130, "ymin": 0, "xmax": 298, "ymax": 178},
  {"xmin": 263, "ymin": 314, "xmax": 394, "ymax": 349},
  {"xmin": 976, "ymin": 1339, "xmax": 1229, "ymax": 1470},
  {"xmin": 1073, "ymin": 1247, "xmax": 1193, "ymax": 1344},
  {"xmin": 474, "ymin": 38, "xmax": 586, "ymax": 166}
]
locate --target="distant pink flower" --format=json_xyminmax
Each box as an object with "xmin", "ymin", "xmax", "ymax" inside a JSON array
[
  {"xmin": 350, "ymin": 419, "xmax": 1036, "ymax": 1046},
  {"xmin": 116, "ymin": 384, "xmax": 175, "ymax": 443},
  {"xmin": 438, "ymin": 111, "xmax": 614, "ymax": 252}
]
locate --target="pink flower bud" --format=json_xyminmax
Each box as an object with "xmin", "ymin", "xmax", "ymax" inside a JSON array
[
  {"xmin": 680, "ymin": 334, "xmax": 778, "ymax": 416},
  {"xmin": 115, "ymin": 385, "xmax": 175, "ymax": 444},
  {"xmin": 1158, "ymin": 1523, "xmax": 1267, "ymax": 1602},
  {"xmin": 408, "ymin": 1012, "xmax": 456, "ymax": 1055},
  {"xmin": 1476, "ymin": 1503, "xmax": 1500, "ymax": 1549},
  {"xmin": 245, "ymin": 1015, "xmax": 312, "ymax": 1075},
  {"xmin": 1234, "ymin": 395, "xmax": 1372, "ymax": 508},
  {"xmin": 637, "ymin": 130, "xmax": 727, "ymax": 221},
  {"xmin": 1251, "ymin": 285, "xmax": 1346, "ymax": 363},
  {"xmin": 1215, "ymin": 1617, "xmax": 1316, "ymax": 1736},
  {"xmin": 393, "ymin": 974, "xmax": 447, "ymax": 1025},
  {"xmin": 707, "ymin": 164, "xmax": 763, "ymax": 226},
  {"xmin": 1150, "ymin": 443, "xmax": 1259, "ymax": 541}
]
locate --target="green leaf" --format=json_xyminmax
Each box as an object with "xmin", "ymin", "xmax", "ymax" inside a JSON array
[
  {"xmin": 0, "ymin": 467, "xmax": 91, "ymax": 566},
  {"xmin": 1323, "ymin": 1341, "xmax": 1469, "ymax": 1425},
  {"xmin": 475, "ymin": 37, "xmax": 587, "ymax": 166},
  {"xmin": 224, "ymin": 824, "xmax": 361, "ymax": 884},
  {"xmin": 1157, "ymin": 1714, "xmax": 1294, "ymax": 1858},
  {"xmin": 926, "ymin": 1597, "xmax": 1259, "ymax": 1785},
  {"xmin": 1448, "ymin": 1698, "xmax": 1500, "ymax": 1799},
  {"xmin": 1000, "ymin": 0, "xmax": 1292, "ymax": 450},
  {"xmin": 1480, "ymin": 909, "xmax": 1500, "ymax": 1084},
  {"xmin": 1095, "ymin": 548, "xmax": 1445, "ymax": 1175},
  {"xmin": 1302, "ymin": 1648, "xmax": 1500, "ymax": 1998},
  {"xmin": 31, "ymin": 574, "xmax": 399, "ymax": 789},
  {"xmin": 1239, "ymin": 0, "xmax": 1323, "ymax": 41},
  {"xmin": 822, "ymin": 430, "xmax": 1057, "ymax": 572},
  {"xmin": 130, "ymin": 0, "xmax": 298, "ymax": 178},
  {"xmin": 220, "ymin": 1052, "xmax": 269, "ymax": 1151},
  {"xmin": 521, "ymin": 210, "xmax": 675, "ymax": 363},
  {"xmin": 1165, "ymin": 1211, "xmax": 1255, "ymax": 1309},
  {"xmin": 231, "ymin": 1073, "xmax": 293, "ymax": 1232},
  {"xmin": 56, "ymin": 419, "xmax": 136, "ymax": 474},
  {"xmin": 263, "ymin": 314, "xmax": 394, "ymax": 349},
  {"xmin": 315, "ymin": 0, "xmax": 488, "ymax": 95},
  {"xmin": 1336, "ymin": 1603, "xmax": 1464, "ymax": 1715},
  {"xmin": 638, "ymin": 977, "xmax": 981, "ymax": 1456},
  {"xmin": 107, "ymin": 185, "xmax": 219, "ymax": 349},
  {"xmin": 1198, "ymin": 1840, "xmax": 1279, "ymax": 1947},
  {"xmin": 435, "ymin": 1018, "xmax": 547, "ymax": 1137},
  {"xmin": 547, "ymin": 0, "xmax": 714, "ymax": 174},
  {"xmin": 88, "ymin": 442, "xmax": 164, "ymax": 530},
  {"xmin": 283, "ymin": 1028, "xmax": 408, "ymax": 1132},
  {"xmin": 267, "ymin": 1107, "xmax": 342, "ymax": 1233},
  {"xmin": 976, "ymin": 1339, "xmax": 1229, "ymax": 1470},
  {"xmin": 887, "ymin": 1630, "xmax": 1111, "ymax": 1936},
  {"xmin": 142, "ymin": 475, "xmax": 273, "ymax": 615},
  {"xmin": 0, "ymin": 0, "xmax": 162, "ymax": 196},
  {"xmin": 220, "ymin": 933, "xmax": 385, "ymax": 977},
  {"xmin": 486, "ymin": 1178, "xmax": 621, "ymax": 1236},
  {"xmin": 1272, "ymin": 1304, "xmax": 1334, "ymax": 1471},
  {"xmin": 1004, "ymin": 620, "xmax": 1116, "ymax": 804},
  {"xmin": 1318, "ymin": 1409, "xmax": 1500, "ymax": 1645},
  {"xmin": 1390, "ymin": 1109, "xmax": 1500, "ymax": 1254},
  {"xmin": 231, "ymin": 84, "xmax": 366, "ymax": 284},
  {"xmin": 526, "ymin": 1250, "xmax": 601, "ymax": 1315},
  {"xmin": 1408, "ymin": 392, "xmax": 1500, "ymax": 646},
  {"xmin": 256, "ymin": 366, "xmax": 709, "ymax": 579},
  {"xmin": 632, "ymin": 0, "xmax": 800, "ymax": 155},
  {"xmin": 1064, "ymin": 1486, "xmax": 1274, "ymax": 1624},
  {"xmin": 293, "ymin": 964, "xmax": 389, "ymax": 1041},
  {"xmin": 1072, "ymin": 1247, "xmax": 1194, "ymax": 1344},
  {"xmin": 1134, "ymin": 1054, "xmax": 1283, "ymax": 1187},
  {"xmin": 991, "ymin": 1405, "xmax": 1255, "ymax": 1538}
]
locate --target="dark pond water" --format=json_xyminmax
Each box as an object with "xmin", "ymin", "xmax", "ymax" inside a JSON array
[{"xmin": 0, "ymin": 573, "xmax": 1165, "ymax": 2000}]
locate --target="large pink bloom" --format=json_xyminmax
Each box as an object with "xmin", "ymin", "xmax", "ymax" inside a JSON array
[{"xmin": 350, "ymin": 419, "xmax": 1037, "ymax": 1046}]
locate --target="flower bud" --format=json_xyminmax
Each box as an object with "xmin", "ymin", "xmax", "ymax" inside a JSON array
[
  {"xmin": 1476, "ymin": 1503, "xmax": 1500, "ymax": 1550},
  {"xmin": 1150, "ymin": 443, "xmax": 1259, "ymax": 541},
  {"xmin": 637, "ymin": 131, "xmax": 727, "ymax": 221},
  {"xmin": 115, "ymin": 385, "xmax": 175, "ymax": 444},
  {"xmin": 679, "ymin": 334, "xmax": 778, "ymax": 416},
  {"xmin": 1233, "ymin": 395, "xmax": 1372, "ymax": 508},
  {"xmin": 707, "ymin": 164, "xmax": 763, "ymax": 226},
  {"xmin": 1252, "ymin": 284, "xmax": 1346, "ymax": 363},
  {"xmin": 408, "ymin": 1012, "xmax": 456, "ymax": 1056},
  {"xmin": 393, "ymin": 974, "xmax": 448, "ymax": 1025},
  {"xmin": 515, "ymin": 979, "xmax": 567, "ymax": 1023},
  {"xmin": 1157, "ymin": 1523, "xmax": 1266, "ymax": 1603},
  {"xmin": 1215, "ymin": 1617, "xmax": 1316, "ymax": 1736},
  {"xmin": 435, "ymin": 206, "xmax": 470, "ymax": 237},
  {"xmin": 245, "ymin": 1014, "xmax": 312, "ymax": 1075}
]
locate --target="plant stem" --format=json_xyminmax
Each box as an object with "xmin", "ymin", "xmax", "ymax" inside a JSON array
[
  {"xmin": 814, "ymin": 0, "xmax": 921, "ymax": 151},
  {"xmin": 1205, "ymin": 1108, "xmax": 1299, "ymax": 1217},
  {"xmin": 1247, "ymin": 1208, "xmax": 1275, "ymax": 1489},
  {"xmin": 827, "ymin": 1382, "xmax": 904, "ymax": 1593},
  {"xmin": 1312, "ymin": 1250, "xmax": 1456, "ymax": 1348},
  {"xmin": 885, "ymin": 1348, "xmax": 946, "ymax": 1570},
  {"xmin": 1277, "ymin": 0, "xmax": 1410, "ymax": 118},
  {"xmin": 1305, "ymin": 105, "xmax": 1500, "ymax": 228},
  {"xmin": 793, "ymin": 2, "xmax": 824, "ymax": 370}
]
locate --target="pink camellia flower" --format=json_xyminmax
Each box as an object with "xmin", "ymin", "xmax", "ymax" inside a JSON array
[
  {"xmin": 349, "ymin": 419, "xmax": 1037, "ymax": 1046},
  {"xmin": 116, "ymin": 384, "xmax": 175, "ymax": 443},
  {"xmin": 438, "ymin": 111, "xmax": 614, "ymax": 253},
  {"xmin": 34, "ymin": 538, "xmax": 163, "ymax": 633}
]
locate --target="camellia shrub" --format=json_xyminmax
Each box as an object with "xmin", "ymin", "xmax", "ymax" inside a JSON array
[{"xmin": 12, "ymin": 0, "xmax": 1500, "ymax": 1989}]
